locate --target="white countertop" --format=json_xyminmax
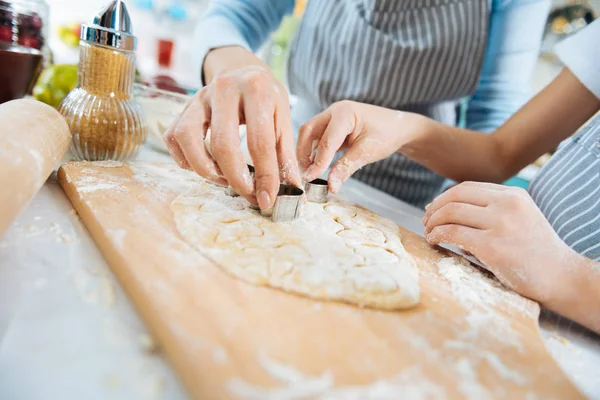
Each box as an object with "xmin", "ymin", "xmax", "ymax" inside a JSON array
[{"xmin": 1, "ymin": 146, "xmax": 599, "ymax": 400}]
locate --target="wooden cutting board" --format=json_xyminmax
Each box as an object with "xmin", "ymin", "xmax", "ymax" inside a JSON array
[{"xmin": 58, "ymin": 161, "xmax": 583, "ymax": 400}]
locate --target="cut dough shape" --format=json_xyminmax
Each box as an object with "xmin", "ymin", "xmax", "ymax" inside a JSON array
[{"xmin": 171, "ymin": 179, "xmax": 420, "ymax": 310}]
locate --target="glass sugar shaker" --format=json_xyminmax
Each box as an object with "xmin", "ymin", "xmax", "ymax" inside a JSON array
[{"xmin": 59, "ymin": 0, "xmax": 147, "ymax": 161}]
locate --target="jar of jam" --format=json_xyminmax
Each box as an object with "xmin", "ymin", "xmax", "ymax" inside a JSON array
[{"xmin": 0, "ymin": 0, "xmax": 48, "ymax": 104}]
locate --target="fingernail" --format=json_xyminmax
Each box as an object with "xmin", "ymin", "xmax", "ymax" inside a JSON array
[
  {"xmin": 329, "ymin": 177, "xmax": 342, "ymax": 194},
  {"xmin": 425, "ymin": 203, "xmax": 431, "ymax": 210},
  {"xmin": 257, "ymin": 190, "xmax": 271, "ymax": 210}
]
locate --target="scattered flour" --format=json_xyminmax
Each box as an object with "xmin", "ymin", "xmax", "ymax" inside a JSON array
[
  {"xmin": 94, "ymin": 160, "xmax": 126, "ymax": 168},
  {"xmin": 436, "ymin": 257, "xmax": 533, "ymax": 350},
  {"xmin": 15, "ymin": 221, "xmax": 76, "ymax": 243},
  {"xmin": 481, "ymin": 351, "xmax": 527, "ymax": 386},
  {"xmin": 228, "ymin": 356, "xmax": 445, "ymax": 400},
  {"xmin": 433, "ymin": 257, "xmax": 533, "ymax": 393},
  {"xmin": 455, "ymin": 358, "xmax": 490, "ymax": 399},
  {"xmin": 72, "ymin": 268, "xmax": 116, "ymax": 308},
  {"xmin": 108, "ymin": 229, "xmax": 127, "ymax": 250},
  {"xmin": 129, "ymin": 163, "xmax": 202, "ymax": 196},
  {"xmin": 76, "ymin": 175, "xmax": 128, "ymax": 194},
  {"xmin": 213, "ymin": 346, "xmax": 229, "ymax": 365}
]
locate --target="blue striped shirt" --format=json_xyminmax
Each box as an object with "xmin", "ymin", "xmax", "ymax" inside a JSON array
[{"xmin": 528, "ymin": 20, "xmax": 600, "ymax": 261}]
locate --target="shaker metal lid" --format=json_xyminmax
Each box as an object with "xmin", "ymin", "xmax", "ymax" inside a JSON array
[{"xmin": 80, "ymin": 0, "xmax": 137, "ymax": 50}]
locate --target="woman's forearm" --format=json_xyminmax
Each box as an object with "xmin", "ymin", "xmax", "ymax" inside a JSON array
[
  {"xmin": 398, "ymin": 69, "xmax": 600, "ymax": 183},
  {"xmin": 203, "ymin": 46, "xmax": 271, "ymax": 84}
]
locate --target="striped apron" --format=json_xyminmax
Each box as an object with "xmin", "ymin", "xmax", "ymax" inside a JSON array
[
  {"xmin": 287, "ymin": 0, "xmax": 490, "ymax": 208},
  {"xmin": 529, "ymin": 113, "xmax": 600, "ymax": 261}
]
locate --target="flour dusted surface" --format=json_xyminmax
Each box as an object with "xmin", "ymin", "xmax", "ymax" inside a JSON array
[{"xmin": 171, "ymin": 179, "xmax": 420, "ymax": 310}]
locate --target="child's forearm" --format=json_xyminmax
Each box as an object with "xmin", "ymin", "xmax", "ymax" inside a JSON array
[
  {"xmin": 544, "ymin": 252, "xmax": 600, "ymax": 335},
  {"xmin": 399, "ymin": 118, "xmax": 508, "ymax": 183},
  {"xmin": 398, "ymin": 69, "xmax": 600, "ymax": 183}
]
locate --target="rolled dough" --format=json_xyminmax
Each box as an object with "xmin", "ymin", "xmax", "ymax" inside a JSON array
[{"xmin": 171, "ymin": 179, "xmax": 420, "ymax": 310}]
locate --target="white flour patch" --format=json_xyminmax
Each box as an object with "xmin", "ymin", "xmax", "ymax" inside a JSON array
[
  {"xmin": 108, "ymin": 229, "xmax": 127, "ymax": 250},
  {"xmin": 129, "ymin": 163, "xmax": 202, "ymax": 197},
  {"xmin": 433, "ymin": 258, "xmax": 532, "ymax": 392},
  {"xmin": 436, "ymin": 257, "xmax": 532, "ymax": 350},
  {"xmin": 482, "ymin": 351, "xmax": 527, "ymax": 386},
  {"xmin": 455, "ymin": 358, "xmax": 490, "ymax": 399},
  {"xmin": 75, "ymin": 175, "xmax": 128, "ymax": 194},
  {"xmin": 228, "ymin": 356, "xmax": 445, "ymax": 400},
  {"xmin": 213, "ymin": 346, "xmax": 229, "ymax": 365},
  {"xmin": 92, "ymin": 160, "xmax": 125, "ymax": 168}
]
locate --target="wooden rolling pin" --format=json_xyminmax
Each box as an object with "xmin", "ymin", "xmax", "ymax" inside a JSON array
[{"xmin": 0, "ymin": 99, "xmax": 71, "ymax": 237}]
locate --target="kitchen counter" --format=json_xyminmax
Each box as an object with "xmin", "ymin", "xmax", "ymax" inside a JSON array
[{"xmin": 1, "ymin": 146, "xmax": 599, "ymax": 400}]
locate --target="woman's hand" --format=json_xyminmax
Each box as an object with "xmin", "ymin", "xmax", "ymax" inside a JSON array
[
  {"xmin": 163, "ymin": 64, "xmax": 301, "ymax": 211},
  {"xmin": 297, "ymin": 101, "xmax": 426, "ymax": 193},
  {"xmin": 422, "ymin": 181, "xmax": 582, "ymax": 305}
]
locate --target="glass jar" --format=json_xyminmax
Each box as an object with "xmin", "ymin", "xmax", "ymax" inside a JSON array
[
  {"xmin": 58, "ymin": 0, "xmax": 147, "ymax": 161},
  {"xmin": 0, "ymin": 0, "xmax": 48, "ymax": 104},
  {"xmin": 59, "ymin": 41, "xmax": 147, "ymax": 161}
]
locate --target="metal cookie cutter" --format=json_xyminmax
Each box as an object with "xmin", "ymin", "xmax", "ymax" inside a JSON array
[
  {"xmin": 304, "ymin": 178, "xmax": 329, "ymax": 203},
  {"xmin": 226, "ymin": 165, "xmax": 255, "ymax": 197},
  {"xmin": 261, "ymin": 184, "xmax": 304, "ymax": 222}
]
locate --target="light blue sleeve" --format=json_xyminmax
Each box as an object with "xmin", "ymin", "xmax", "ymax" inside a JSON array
[
  {"xmin": 555, "ymin": 19, "xmax": 600, "ymax": 99},
  {"xmin": 193, "ymin": 0, "xmax": 296, "ymax": 84},
  {"xmin": 466, "ymin": 0, "xmax": 550, "ymax": 133}
]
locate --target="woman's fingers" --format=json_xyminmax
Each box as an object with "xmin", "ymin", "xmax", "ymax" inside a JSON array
[
  {"xmin": 275, "ymin": 96, "xmax": 302, "ymax": 187},
  {"xmin": 424, "ymin": 182, "xmax": 503, "ymax": 223},
  {"xmin": 164, "ymin": 93, "xmax": 226, "ymax": 184},
  {"xmin": 243, "ymin": 80, "xmax": 280, "ymax": 210},
  {"xmin": 423, "ymin": 202, "xmax": 488, "ymax": 235},
  {"xmin": 296, "ymin": 110, "xmax": 331, "ymax": 173},
  {"xmin": 210, "ymin": 76, "xmax": 255, "ymax": 200},
  {"xmin": 163, "ymin": 131, "xmax": 191, "ymax": 170},
  {"xmin": 174, "ymin": 101, "xmax": 226, "ymax": 183}
]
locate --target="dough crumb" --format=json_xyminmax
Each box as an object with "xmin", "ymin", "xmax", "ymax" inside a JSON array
[
  {"xmin": 139, "ymin": 334, "xmax": 159, "ymax": 354},
  {"xmin": 213, "ymin": 347, "xmax": 228, "ymax": 365},
  {"xmin": 58, "ymin": 233, "xmax": 74, "ymax": 243},
  {"xmin": 551, "ymin": 335, "xmax": 569, "ymax": 345}
]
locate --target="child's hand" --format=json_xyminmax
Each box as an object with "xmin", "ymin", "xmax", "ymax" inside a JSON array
[
  {"xmin": 422, "ymin": 181, "xmax": 580, "ymax": 305},
  {"xmin": 297, "ymin": 101, "xmax": 426, "ymax": 193}
]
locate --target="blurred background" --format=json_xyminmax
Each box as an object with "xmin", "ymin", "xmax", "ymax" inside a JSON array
[
  {"xmin": 39, "ymin": 0, "xmax": 599, "ymax": 91},
  {"xmin": 1, "ymin": 0, "xmax": 598, "ymax": 183}
]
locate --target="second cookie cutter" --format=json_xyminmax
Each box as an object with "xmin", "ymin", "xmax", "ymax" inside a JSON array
[
  {"xmin": 304, "ymin": 178, "xmax": 329, "ymax": 203},
  {"xmin": 261, "ymin": 184, "xmax": 304, "ymax": 222}
]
